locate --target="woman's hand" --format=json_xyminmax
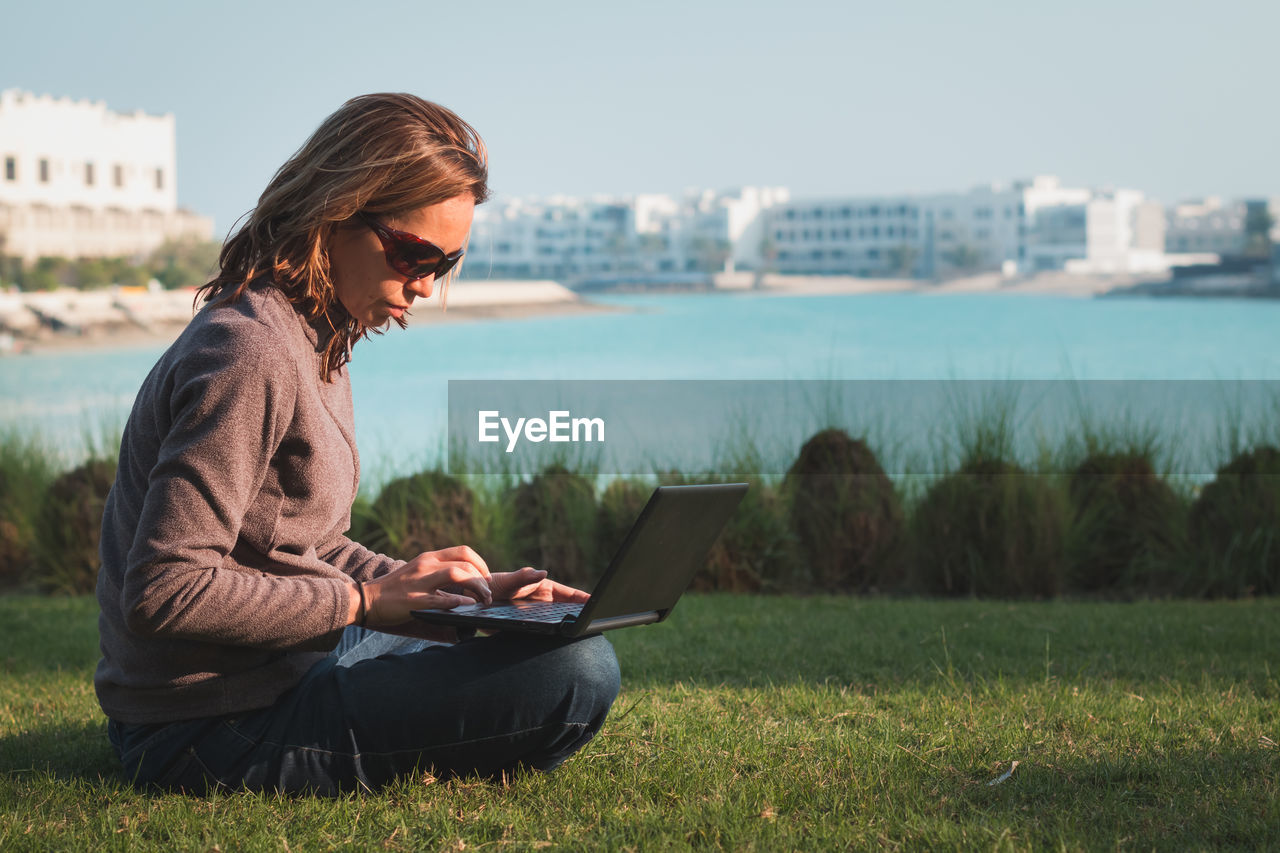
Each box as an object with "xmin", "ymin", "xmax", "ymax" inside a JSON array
[
  {"xmin": 351, "ymin": 546, "xmax": 493, "ymax": 628},
  {"xmin": 488, "ymin": 567, "xmax": 591, "ymax": 604}
]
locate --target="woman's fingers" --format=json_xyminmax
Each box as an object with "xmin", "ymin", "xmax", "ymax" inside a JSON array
[
  {"xmin": 508, "ymin": 577, "xmax": 591, "ymax": 603},
  {"xmin": 420, "ymin": 590, "xmax": 479, "ymax": 610},
  {"xmin": 488, "ymin": 567, "xmax": 546, "ymax": 599},
  {"xmin": 419, "ymin": 545, "xmax": 490, "ymax": 578},
  {"xmin": 423, "ymin": 572, "xmax": 492, "ymax": 605}
]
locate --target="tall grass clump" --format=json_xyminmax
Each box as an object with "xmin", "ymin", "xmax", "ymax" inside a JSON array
[
  {"xmin": 1064, "ymin": 451, "xmax": 1188, "ymax": 595},
  {"xmin": 506, "ymin": 465, "xmax": 600, "ymax": 589},
  {"xmin": 349, "ymin": 469, "xmax": 477, "ymax": 560},
  {"xmin": 0, "ymin": 430, "xmax": 59, "ymax": 588},
  {"xmin": 781, "ymin": 428, "xmax": 904, "ymax": 592},
  {"xmin": 596, "ymin": 477, "xmax": 652, "ymax": 562},
  {"xmin": 910, "ymin": 386, "xmax": 1067, "ymax": 597},
  {"xmin": 31, "ymin": 457, "xmax": 116, "ymax": 594},
  {"xmin": 659, "ymin": 468, "xmax": 801, "ymax": 592},
  {"xmin": 1187, "ymin": 445, "xmax": 1280, "ymax": 597}
]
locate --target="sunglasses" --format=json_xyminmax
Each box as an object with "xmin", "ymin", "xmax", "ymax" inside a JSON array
[{"xmin": 356, "ymin": 212, "xmax": 465, "ymax": 283}]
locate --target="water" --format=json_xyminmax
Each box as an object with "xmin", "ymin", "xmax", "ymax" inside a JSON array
[{"xmin": 2, "ymin": 290, "xmax": 1279, "ymax": 477}]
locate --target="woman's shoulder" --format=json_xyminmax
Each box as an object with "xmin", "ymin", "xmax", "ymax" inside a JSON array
[
  {"xmin": 156, "ymin": 282, "xmax": 314, "ymax": 390},
  {"xmin": 185, "ymin": 282, "xmax": 315, "ymax": 355}
]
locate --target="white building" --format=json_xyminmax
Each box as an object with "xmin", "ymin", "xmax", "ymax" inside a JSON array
[
  {"xmin": 466, "ymin": 187, "xmax": 787, "ymax": 282},
  {"xmin": 769, "ymin": 176, "xmax": 1169, "ymax": 278},
  {"xmin": 0, "ymin": 89, "xmax": 211, "ymax": 264},
  {"xmin": 1024, "ymin": 187, "xmax": 1167, "ymax": 275}
]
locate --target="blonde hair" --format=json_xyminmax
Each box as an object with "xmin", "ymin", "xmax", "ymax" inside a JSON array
[{"xmin": 198, "ymin": 93, "xmax": 489, "ymax": 381}]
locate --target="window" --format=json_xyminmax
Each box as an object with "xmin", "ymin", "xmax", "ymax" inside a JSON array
[
  {"xmin": 113, "ymin": 164, "xmax": 124, "ymax": 187},
  {"xmin": 39, "ymin": 159, "xmax": 50, "ymax": 183},
  {"xmin": 3, "ymin": 157, "xmax": 14, "ymax": 181},
  {"xmin": 155, "ymin": 168, "xmax": 164, "ymax": 190},
  {"xmin": 85, "ymin": 162, "xmax": 95, "ymax": 186}
]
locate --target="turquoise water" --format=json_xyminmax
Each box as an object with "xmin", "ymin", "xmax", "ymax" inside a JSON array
[{"xmin": 2, "ymin": 290, "xmax": 1279, "ymax": 475}]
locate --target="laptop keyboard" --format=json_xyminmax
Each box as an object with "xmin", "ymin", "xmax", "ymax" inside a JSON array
[{"xmin": 480, "ymin": 602, "xmax": 583, "ymax": 622}]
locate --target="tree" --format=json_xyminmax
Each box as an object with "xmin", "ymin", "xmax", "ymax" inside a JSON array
[
  {"xmin": 886, "ymin": 244, "xmax": 920, "ymax": 278},
  {"xmin": 688, "ymin": 235, "xmax": 731, "ymax": 274},
  {"xmin": 1243, "ymin": 203, "xmax": 1275, "ymax": 260},
  {"xmin": 148, "ymin": 238, "xmax": 221, "ymax": 289},
  {"xmin": 943, "ymin": 244, "xmax": 985, "ymax": 274}
]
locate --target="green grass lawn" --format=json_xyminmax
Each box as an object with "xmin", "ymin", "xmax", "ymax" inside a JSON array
[{"xmin": 1, "ymin": 595, "xmax": 1277, "ymax": 851}]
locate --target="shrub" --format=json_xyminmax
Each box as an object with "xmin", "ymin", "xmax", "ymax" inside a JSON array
[
  {"xmin": 659, "ymin": 471, "xmax": 802, "ymax": 593},
  {"xmin": 0, "ymin": 433, "xmax": 57, "ymax": 589},
  {"xmin": 32, "ymin": 458, "xmax": 116, "ymax": 594},
  {"xmin": 1065, "ymin": 451, "xmax": 1187, "ymax": 595},
  {"xmin": 507, "ymin": 465, "xmax": 600, "ymax": 589},
  {"xmin": 597, "ymin": 478, "xmax": 653, "ymax": 565},
  {"xmin": 1187, "ymin": 445, "xmax": 1280, "ymax": 596},
  {"xmin": 782, "ymin": 429, "xmax": 904, "ymax": 592},
  {"xmin": 354, "ymin": 470, "xmax": 476, "ymax": 561},
  {"xmin": 911, "ymin": 458, "xmax": 1066, "ymax": 598}
]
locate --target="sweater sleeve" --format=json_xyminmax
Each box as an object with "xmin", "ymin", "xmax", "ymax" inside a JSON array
[
  {"xmin": 317, "ymin": 533, "xmax": 404, "ymax": 582},
  {"xmin": 120, "ymin": 321, "xmax": 351, "ymax": 650}
]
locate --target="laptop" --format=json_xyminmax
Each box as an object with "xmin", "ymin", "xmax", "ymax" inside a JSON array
[{"xmin": 411, "ymin": 483, "xmax": 748, "ymax": 636}]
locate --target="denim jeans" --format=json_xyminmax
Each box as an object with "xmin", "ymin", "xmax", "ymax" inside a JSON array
[{"xmin": 106, "ymin": 628, "xmax": 620, "ymax": 795}]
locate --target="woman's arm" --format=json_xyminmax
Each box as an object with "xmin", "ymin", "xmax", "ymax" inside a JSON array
[{"xmin": 119, "ymin": 324, "xmax": 353, "ymax": 650}]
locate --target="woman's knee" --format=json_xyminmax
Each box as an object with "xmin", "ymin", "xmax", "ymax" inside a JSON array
[
  {"xmin": 524, "ymin": 633, "xmax": 621, "ymax": 720},
  {"xmin": 565, "ymin": 634, "xmax": 622, "ymax": 709}
]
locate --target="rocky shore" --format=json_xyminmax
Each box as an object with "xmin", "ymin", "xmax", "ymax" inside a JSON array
[{"xmin": 0, "ymin": 280, "xmax": 609, "ymax": 354}]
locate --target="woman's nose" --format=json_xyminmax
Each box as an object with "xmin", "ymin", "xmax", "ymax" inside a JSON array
[{"xmin": 407, "ymin": 275, "xmax": 435, "ymax": 300}]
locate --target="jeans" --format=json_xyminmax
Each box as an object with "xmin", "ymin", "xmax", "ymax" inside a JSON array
[{"xmin": 106, "ymin": 628, "xmax": 620, "ymax": 795}]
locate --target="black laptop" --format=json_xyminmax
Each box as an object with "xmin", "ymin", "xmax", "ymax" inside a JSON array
[{"xmin": 411, "ymin": 483, "xmax": 748, "ymax": 636}]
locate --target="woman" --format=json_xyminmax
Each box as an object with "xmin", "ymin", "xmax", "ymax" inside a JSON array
[{"xmin": 94, "ymin": 93, "xmax": 620, "ymax": 794}]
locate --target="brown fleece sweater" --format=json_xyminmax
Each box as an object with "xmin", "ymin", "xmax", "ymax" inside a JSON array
[{"xmin": 95, "ymin": 281, "xmax": 401, "ymax": 724}]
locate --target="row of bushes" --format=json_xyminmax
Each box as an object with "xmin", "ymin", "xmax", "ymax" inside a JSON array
[
  {"xmin": 6, "ymin": 426, "xmax": 1275, "ymax": 600},
  {"xmin": 351, "ymin": 431, "xmax": 1280, "ymax": 600}
]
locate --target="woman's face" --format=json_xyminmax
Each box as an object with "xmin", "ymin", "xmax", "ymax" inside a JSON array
[{"xmin": 329, "ymin": 194, "xmax": 476, "ymax": 326}]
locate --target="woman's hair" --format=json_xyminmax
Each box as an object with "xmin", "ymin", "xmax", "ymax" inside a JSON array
[{"xmin": 197, "ymin": 93, "xmax": 489, "ymax": 381}]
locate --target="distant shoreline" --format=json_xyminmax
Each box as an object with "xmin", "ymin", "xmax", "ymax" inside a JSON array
[
  {"xmin": 4, "ymin": 270, "xmax": 1272, "ymax": 357},
  {"xmin": 2, "ymin": 299, "xmax": 625, "ymax": 357}
]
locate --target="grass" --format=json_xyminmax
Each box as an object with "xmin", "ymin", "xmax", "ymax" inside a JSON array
[{"xmin": 2, "ymin": 595, "xmax": 1278, "ymax": 851}]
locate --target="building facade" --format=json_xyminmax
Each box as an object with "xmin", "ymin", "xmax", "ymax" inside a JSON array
[
  {"xmin": 468, "ymin": 178, "xmax": 1271, "ymax": 284},
  {"xmin": 465, "ymin": 187, "xmax": 788, "ymax": 282},
  {"xmin": 767, "ymin": 176, "xmax": 1176, "ymax": 278},
  {"xmin": 0, "ymin": 89, "xmax": 211, "ymax": 264}
]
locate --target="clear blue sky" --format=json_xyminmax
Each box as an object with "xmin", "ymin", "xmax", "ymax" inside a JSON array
[{"xmin": 3, "ymin": 0, "xmax": 1275, "ymax": 234}]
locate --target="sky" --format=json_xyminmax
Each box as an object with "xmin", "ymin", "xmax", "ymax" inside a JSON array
[{"xmin": 2, "ymin": 0, "xmax": 1276, "ymax": 235}]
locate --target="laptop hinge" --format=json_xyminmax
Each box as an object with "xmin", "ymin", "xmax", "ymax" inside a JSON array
[{"xmin": 581, "ymin": 612, "xmax": 662, "ymax": 633}]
